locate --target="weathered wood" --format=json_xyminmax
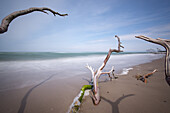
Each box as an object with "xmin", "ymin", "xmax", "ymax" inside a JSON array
[
  {"xmin": 87, "ymin": 35, "xmax": 124, "ymax": 105},
  {"xmin": 68, "ymin": 85, "xmax": 92, "ymax": 113},
  {"xmin": 101, "ymin": 66, "xmax": 115, "ymax": 80},
  {"xmin": 135, "ymin": 69, "xmax": 157, "ymax": 83},
  {"xmin": 0, "ymin": 7, "xmax": 68, "ymax": 34},
  {"xmin": 144, "ymin": 69, "xmax": 157, "ymax": 78},
  {"xmin": 135, "ymin": 35, "xmax": 170, "ymax": 85},
  {"xmin": 100, "ymin": 35, "xmax": 124, "ymax": 71}
]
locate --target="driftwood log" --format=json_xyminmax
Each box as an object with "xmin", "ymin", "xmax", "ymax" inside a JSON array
[
  {"xmin": 135, "ymin": 69, "xmax": 158, "ymax": 83},
  {"xmin": 86, "ymin": 35, "xmax": 124, "ymax": 105},
  {"xmin": 68, "ymin": 85, "xmax": 92, "ymax": 113},
  {"xmin": 0, "ymin": 7, "xmax": 68, "ymax": 34},
  {"xmin": 135, "ymin": 35, "xmax": 170, "ymax": 85}
]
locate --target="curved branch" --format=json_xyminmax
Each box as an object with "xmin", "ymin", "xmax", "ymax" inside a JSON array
[
  {"xmin": 101, "ymin": 66, "xmax": 115, "ymax": 75},
  {"xmin": 100, "ymin": 35, "xmax": 123, "ymax": 71},
  {"xmin": 115, "ymin": 35, "xmax": 124, "ymax": 51},
  {"xmin": 157, "ymin": 38, "xmax": 170, "ymax": 42},
  {"xmin": 86, "ymin": 64, "xmax": 95, "ymax": 80},
  {"xmin": 91, "ymin": 35, "xmax": 124, "ymax": 105},
  {"xmin": 135, "ymin": 69, "xmax": 158, "ymax": 83},
  {"xmin": 0, "ymin": 7, "xmax": 68, "ymax": 34},
  {"xmin": 135, "ymin": 35, "xmax": 170, "ymax": 85},
  {"xmin": 101, "ymin": 66, "xmax": 115, "ymax": 80}
]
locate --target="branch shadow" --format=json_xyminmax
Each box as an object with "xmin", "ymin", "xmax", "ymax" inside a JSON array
[
  {"xmin": 101, "ymin": 94, "xmax": 135, "ymax": 113},
  {"xmin": 17, "ymin": 74, "xmax": 55, "ymax": 113},
  {"xmin": 82, "ymin": 78, "xmax": 92, "ymax": 84},
  {"xmin": 98, "ymin": 78, "xmax": 110, "ymax": 83}
]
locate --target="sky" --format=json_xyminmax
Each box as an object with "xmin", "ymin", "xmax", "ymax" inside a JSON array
[{"xmin": 0, "ymin": 0, "xmax": 170, "ymax": 52}]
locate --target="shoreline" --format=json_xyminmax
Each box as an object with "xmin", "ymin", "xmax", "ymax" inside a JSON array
[
  {"xmin": 0, "ymin": 53, "xmax": 164, "ymax": 93},
  {"xmin": 0, "ymin": 56, "xmax": 169, "ymax": 113},
  {"xmin": 80, "ymin": 57, "xmax": 170, "ymax": 113},
  {"xmin": 0, "ymin": 73, "xmax": 88, "ymax": 113}
]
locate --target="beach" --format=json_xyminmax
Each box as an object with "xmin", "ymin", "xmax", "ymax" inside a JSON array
[
  {"xmin": 0, "ymin": 53, "xmax": 168, "ymax": 113},
  {"xmin": 80, "ymin": 57, "xmax": 170, "ymax": 113}
]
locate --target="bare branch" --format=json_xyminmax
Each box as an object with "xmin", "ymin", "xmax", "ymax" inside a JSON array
[
  {"xmin": 115, "ymin": 35, "xmax": 124, "ymax": 51},
  {"xmin": 86, "ymin": 64, "xmax": 95, "ymax": 79},
  {"xmin": 135, "ymin": 69, "xmax": 158, "ymax": 83},
  {"xmin": 101, "ymin": 72, "xmax": 111, "ymax": 74},
  {"xmin": 0, "ymin": 7, "xmax": 68, "ymax": 34},
  {"xmin": 91, "ymin": 35, "xmax": 124, "ymax": 105},
  {"xmin": 135, "ymin": 35, "xmax": 170, "ymax": 48},
  {"xmin": 144, "ymin": 69, "xmax": 158, "ymax": 78},
  {"xmin": 101, "ymin": 66, "xmax": 114, "ymax": 75},
  {"xmin": 100, "ymin": 35, "xmax": 123, "ymax": 71},
  {"xmin": 157, "ymin": 38, "xmax": 170, "ymax": 42},
  {"xmin": 143, "ymin": 69, "xmax": 158, "ymax": 83},
  {"xmin": 135, "ymin": 35, "xmax": 170, "ymax": 85},
  {"xmin": 101, "ymin": 66, "xmax": 115, "ymax": 80}
]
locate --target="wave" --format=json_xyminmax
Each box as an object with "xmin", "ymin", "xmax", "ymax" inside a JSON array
[
  {"xmin": 0, "ymin": 52, "xmax": 150, "ymax": 61},
  {"xmin": 0, "ymin": 53, "xmax": 164, "ymax": 92},
  {"xmin": 119, "ymin": 68, "xmax": 133, "ymax": 75}
]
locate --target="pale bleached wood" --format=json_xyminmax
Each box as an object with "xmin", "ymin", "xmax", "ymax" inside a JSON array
[
  {"xmin": 0, "ymin": 7, "xmax": 68, "ymax": 34},
  {"xmin": 88, "ymin": 35, "xmax": 124, "ymax": 105},
  {"xmin": 144, "ymin": 69, "xmax": 158, "ymax": 83},
  {"xmin": 101, "ymin": 66, "xmax": 115, "ymax": 80},
  {"xmin": 86, "ymin": 63, "xmax": 95, "ymax": 80},
  {"xmin": 135, "ymin": 35, "xmax": 170, "ymax": 85}
]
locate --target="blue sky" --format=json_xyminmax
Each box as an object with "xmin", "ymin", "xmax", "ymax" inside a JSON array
[{"xmin": 0, "ymin": 0, "xmax": 170, "ymax": 52}]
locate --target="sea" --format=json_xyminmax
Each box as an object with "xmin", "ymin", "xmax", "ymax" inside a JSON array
[{"xmin": 0, "ymin": 52, "xmax": 164, "ymax": 92}]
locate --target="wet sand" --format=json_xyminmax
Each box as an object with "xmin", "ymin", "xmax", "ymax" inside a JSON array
[
  {"xmin": 0, "ymin": 73, "xmax": 88, "ymax": 113},
  {"xmin": 80, "ymin": 58, "xmax": 170, "ymax": 113},
  {"xmin": 0, "ymin": 57, "xmax": 170, "ymax": 113}
]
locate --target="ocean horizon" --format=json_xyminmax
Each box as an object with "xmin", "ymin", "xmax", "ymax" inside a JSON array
[{"xmin": 0, "ymin": 52, "xmax": 152, "ymax": 61}]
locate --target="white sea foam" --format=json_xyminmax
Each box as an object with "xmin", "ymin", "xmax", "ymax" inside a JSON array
[
  {"xmin": 0, "ymin": 53, "xmax": 164, "ymax": 92},
  {"xmin": 119, "ymin": 68, "xmax": 133, "ymax": 75}
]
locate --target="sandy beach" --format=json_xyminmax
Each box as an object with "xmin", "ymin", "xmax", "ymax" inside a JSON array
[
  {"xmin": 0, "ymin": 72, "xmax": 88, "ymax": 113},
  {"xmin": 0, "ymin": 0, "xmax": 170, "ymax": 112},
  {"xmin": 0, "ymin": 54, "xmax": 169, "ymax": 113},
  {"xmin": 80, "ymin": 58, "xmax": 170, "ymax": 113}
]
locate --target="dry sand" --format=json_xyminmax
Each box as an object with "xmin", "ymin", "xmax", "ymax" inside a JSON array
[
  {"xmin": 0, "ymin": 57, "xmax": 170, "ymax": 113},
  {"xmin": 80, "ymin": 58, "xmax": 170, "ymax": 113}
]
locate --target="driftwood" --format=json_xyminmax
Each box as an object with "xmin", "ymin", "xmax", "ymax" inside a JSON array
[
  {"xmin": 86, "ymin": 35, "xmax": 124, "ymax": 105},
  {"xmin": 68, "ymin": 36, "xmax": 123, "ymax": 112},
  {"xmin": 68, "ymin": 85, "xmax": 92, "ymax": 113},
  {"xmin": 0, "ymin": 7, "xmax": 68, "ymax": 34},
  {"xmin": 135, "ymin": 69, "xmax": 158, "ymax": 83},
  {"xmin": 135, "ymin": 35, "xmax": 170, "ymax": 85}
]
